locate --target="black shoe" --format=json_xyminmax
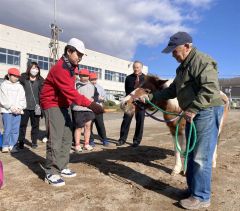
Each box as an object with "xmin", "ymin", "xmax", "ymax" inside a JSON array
[
  {"xmin": 32, "ymin": 144, "xmax": 38, "ymax": 149},
  {"xmin": 132, "ymin": 143, "xmax": 139, "ymax": 147},
  {"xmin": 18, "ymin": 143, "xmax": 24, "ymax": 149},
  {"xmin": 116, "ymin": 140, "xmax": 125, "ymax": 146}
]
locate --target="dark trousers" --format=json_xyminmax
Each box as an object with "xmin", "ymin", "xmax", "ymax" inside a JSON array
[
  {"xmin": 44, "ymin": 107, "xmax": 73, "ymax": 175},
  {"xmin": 18, "ymin": 109, "xmax": 40, "ymax": 146},
  {"xmin": 90, "ymin": 113, "xmax": 107, "ymax": 141},
  {"xmin": 119, "ymin": 109, "xmax": 145, "ymax": 144}
]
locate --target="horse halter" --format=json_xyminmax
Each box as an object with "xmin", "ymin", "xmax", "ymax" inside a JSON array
[
  {"xmin": 129, "ymin": 93, "xmax": 146, "ymax": 110},
  {"xmin": 130, "ymin": 91, "xmax": 183, "ymax": 123}
]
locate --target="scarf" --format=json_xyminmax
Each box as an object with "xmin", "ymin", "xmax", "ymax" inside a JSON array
[{"xmin": 62, "ymin": 55, "xmax": 77, "ymax": 77}]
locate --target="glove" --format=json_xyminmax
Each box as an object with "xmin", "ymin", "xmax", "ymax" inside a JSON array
[{"xmin": 87, "ymin": 102, "xmax": 104, "ymax": 114}]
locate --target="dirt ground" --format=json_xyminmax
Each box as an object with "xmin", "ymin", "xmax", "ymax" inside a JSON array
[{"xmin": 0, "ymin": 110, "xmax": 240, "ymax": 211}]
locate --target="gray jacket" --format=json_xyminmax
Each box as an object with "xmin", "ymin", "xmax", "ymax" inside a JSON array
[{"xmin": 72, "ymin": 80, "xmax": 95, "ymax": 112}]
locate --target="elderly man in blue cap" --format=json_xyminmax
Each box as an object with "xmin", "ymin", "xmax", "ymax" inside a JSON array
[{"xmin": 142, "ymin": 32, "xmax": 224, "ymax": 209}]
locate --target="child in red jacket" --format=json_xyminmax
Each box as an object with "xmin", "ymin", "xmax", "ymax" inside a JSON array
[{"xmin": 40, "ymin": 38, "xmax": 103, "ymax": 187}]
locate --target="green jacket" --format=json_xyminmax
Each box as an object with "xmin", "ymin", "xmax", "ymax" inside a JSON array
[{"xmin": 153, "ymin": 47, "xmax": 224, "ymax": 113}]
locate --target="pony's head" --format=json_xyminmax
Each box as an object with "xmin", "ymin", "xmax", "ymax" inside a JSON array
[{"xmin": 120, "ymin": 75, "xmax": 168, "ymax": 115}]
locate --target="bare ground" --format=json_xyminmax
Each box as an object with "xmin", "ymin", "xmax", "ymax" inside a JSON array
[{"xmin": 0, "ymin": 110, "xmax": 240, "ymax": 211}]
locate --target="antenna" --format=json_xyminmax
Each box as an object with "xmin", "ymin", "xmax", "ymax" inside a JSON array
[{"xmin": 49, "ymin": 0, "xmax": 63, "ymax": 66}]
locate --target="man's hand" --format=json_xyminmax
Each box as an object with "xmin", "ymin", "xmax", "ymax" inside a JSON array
[
  {"xmin": 138, "ymin": 93, "xmax": 153, "ymax": 104},
  {"xmin": 184, "ymin": 111, "xmax": 196, "ymax": 123},
  {"xmin": 138, "ymin": 95, "xmax": 148, "ymax": 103},
  {"xmin": 88, "ymin": 102, "xmax": 104, "ymax": 114}
]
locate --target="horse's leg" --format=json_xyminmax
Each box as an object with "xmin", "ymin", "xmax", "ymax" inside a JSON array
[
  {"xmin": 171, "ymin": 134, "xmax": 185, "ymax": 175},
  {"xmin": 169, "ymin": 125, "xmax": 185, "ymax": 175}
]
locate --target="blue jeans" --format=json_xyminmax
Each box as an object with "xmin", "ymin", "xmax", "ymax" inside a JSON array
[
  {"xmin": 185, "ymin": 106, "xmax": 224, "ymax": 202},
  {"xmin": 2, "ymin": 113, "xmax": 21, "ymax": 148}
]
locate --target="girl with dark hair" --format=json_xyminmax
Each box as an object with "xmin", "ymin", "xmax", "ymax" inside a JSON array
[{"xmin": 17, "ymin": 62, "xmax": 44, "ymax": 149}]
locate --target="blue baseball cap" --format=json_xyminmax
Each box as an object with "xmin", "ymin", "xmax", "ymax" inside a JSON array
[{"xmin": 162, "ymin": 32, "xmax": 192, "ymax": 53}]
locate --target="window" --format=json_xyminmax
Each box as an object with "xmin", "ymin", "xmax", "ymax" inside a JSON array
[
  {"xmin": 119, "ymin": 73, "xmax": 126, "ymax": 83},
  {"xmin": 27, "ymin": 54, "xmax": 53, "ymax": 70},
  {"xmin": 105, "ymin": 70, "xmax": 113, "ymax": 81},
  {"xmin": 105, "ymin": 70, "xmax": 126, "ymax": 83},
  {"xmin": 79, "ymin": 64, "xmax": 102, "ymax": 79},
  {"xmin": 0, "ymin": 47, "xmax": 20, "ymax": 65},
  {"xmin": 105, "ymin": 89, "xmax": 125, "ymax": 101}
]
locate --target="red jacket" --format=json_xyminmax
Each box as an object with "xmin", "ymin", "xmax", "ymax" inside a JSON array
[{"xmin": 40, "ymin": 58, "xmax": 91, "ymax": 109}]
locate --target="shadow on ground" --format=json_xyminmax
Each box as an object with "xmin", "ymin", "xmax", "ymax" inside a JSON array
[
  {"xmin": 10, "ymin": 135, "xmax": 184, "ymax": 201},
  {"xmin": 70, "ymin": 145, "xmax": 183, "ymax": 200},
  {"xmin": 11, "ymin": 141, "xmax": 46, "ymax": 180}
]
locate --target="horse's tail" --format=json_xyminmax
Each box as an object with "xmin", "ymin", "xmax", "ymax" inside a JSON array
[
  {"xmin": 219, "ymin": 91, "xmax": 229, "ymax": 136},
  {"xmin": 213, "ymin": 91, "xmax": 229, "ymax": 168},
  {"xmin": 220, "ymin": 90, "xmax": 229, "ymax": 107}
]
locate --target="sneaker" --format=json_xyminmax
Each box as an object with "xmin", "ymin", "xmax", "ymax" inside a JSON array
[
  {"xmin": 84, "ymin": 144, "xmax": 93, "ymax": 151},
  {"xmin": 2, "ymin": 147, "xmax": 9, "ymax": 153},
  {"xmin": 102, "ymin": 139, "xmax": 109, "ymax": 146},
  {"xmin": 61, "ymin": 169, "xmax": 77, "ymax": 178},
  {"xmin": 75, "ymin": 145, "xmax": 83, "ymax": 153},
  {"xmin": 179, "ymin": 196, "xmax": 210, "ymax": 210},
  {"xmin": 42, "ymin": 137, "xmax": 48, "ymax": 143},
  {"xmin": 9, "ymin": 146, "xmax": 19, "ymax": 153},
  {"xmin": 89, "ymin": 139, "xmax": 95, "ymax": 147},
  {"xmin": 45, "ymin": 174, "xmax": 65, "ymax": 187}
]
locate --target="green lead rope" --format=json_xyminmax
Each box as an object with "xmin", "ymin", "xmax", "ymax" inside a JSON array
[{"xmin": 145, "ymin": 99, "xmax": 197, "ymax": 173}]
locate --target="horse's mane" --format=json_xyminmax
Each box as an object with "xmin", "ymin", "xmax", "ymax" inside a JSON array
[
  {"xmin": 144, "ymin": 74, "xmax": 160, "ymax": 80},
  {"xmin": 143, "ymin": 74, "xmax": 170, "ymax": 90}
]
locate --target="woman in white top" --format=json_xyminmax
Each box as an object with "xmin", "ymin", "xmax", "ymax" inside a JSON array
[{"xmin": 0, "ymin": 68, "xmax": 26, "ymax": 153}]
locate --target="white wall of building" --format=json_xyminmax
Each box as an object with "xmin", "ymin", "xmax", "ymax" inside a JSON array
[{"xmin": 0, "ymin": 24, "xmax": 148, "ymax": 99}]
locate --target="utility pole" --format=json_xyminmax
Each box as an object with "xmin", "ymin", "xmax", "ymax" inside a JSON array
[{"xmin": 49, "ymin": 0, "xmax": 63, "ymax": 65}]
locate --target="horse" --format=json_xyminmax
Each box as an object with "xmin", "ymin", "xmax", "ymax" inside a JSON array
[{"xmin": 120, "ymin": 75, "xmax": 229, "ymax": 175}]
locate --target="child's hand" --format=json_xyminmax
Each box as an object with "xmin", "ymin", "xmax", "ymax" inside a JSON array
[
  {"xmin": 10, "ymin": 106, "xmax": 17, "ymax": 113},
  {"xmin": 16, "ymin": 108, "xmax": 22, "ymax": 114},
  {"xmin": 98, "ymin": 96, "xmax": 104, "ymax": 101}
]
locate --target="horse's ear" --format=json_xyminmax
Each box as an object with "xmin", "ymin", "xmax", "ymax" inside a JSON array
[
  {"xmin": 144, "ymin": 75, "xmax": 149, "ymax": 80},
  {"xmin": 157, "ymin": 79, "xmax": 168, "ymax": 88}
]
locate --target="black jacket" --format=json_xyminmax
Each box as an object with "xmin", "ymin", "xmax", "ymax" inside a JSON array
[
  {"xmin": 19, "ymin": 73, "xmax": 44, "ymax": 110},
  {"xmin": 125, "ymin": 73, "xmax": 145, "ymax": 96}
]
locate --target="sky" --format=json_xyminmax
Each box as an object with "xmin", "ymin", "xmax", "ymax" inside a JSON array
[{"xmin": 0, "ymin": 0, "xmax": 239, "ymax": 78}]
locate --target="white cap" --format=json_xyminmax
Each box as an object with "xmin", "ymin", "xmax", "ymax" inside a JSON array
[{"xmin": 67, "ymin": 38, "xmax": 86, "ymax": 55}]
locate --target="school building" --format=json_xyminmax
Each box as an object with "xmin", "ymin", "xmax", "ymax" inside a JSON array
[{"xmin": 0, "ymin": 24, "xmax": 148, "ymax": 102}]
